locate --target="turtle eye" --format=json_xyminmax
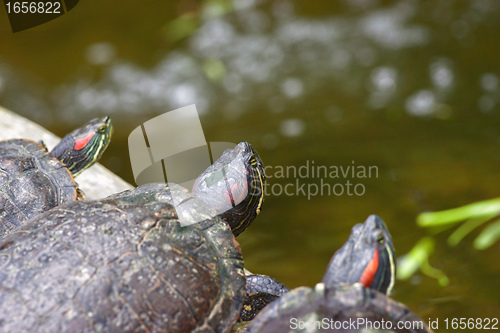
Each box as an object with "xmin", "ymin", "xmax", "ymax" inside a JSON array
[
  {"xmin": 369, "ymin": 230, "xmax": 385, "ymax": 245},
  {"xmin": 377, "ymin": 232, "xmax": 385, "ymax": 244},
  {"xmin": 98, "ymin": 125, "xmax": 107, "ymax": 133}
]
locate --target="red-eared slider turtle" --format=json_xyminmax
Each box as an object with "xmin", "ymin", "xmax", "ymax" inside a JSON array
[
  {"xmin": 0, "ymin": 117, "xmax": 113, "ymax": 237},
  {"xmin": 192, "ymin": 141, "xmax": 265, "ymax": 237},
  {"xmin": 0, "ymin": 142, "xmax": 265, "ymax": 333},
  {"xmin": 243, "ymin": 215, "xmax": 433, "ymax": 333},
  {"xmin": 238, "ymin": 214, "xmax": 395, "ymax": 323}
]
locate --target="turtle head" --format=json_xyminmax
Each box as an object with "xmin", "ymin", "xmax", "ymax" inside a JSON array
[
  {"xmin": 192, "ymin": 142, "xmax": 266, "ymax": 237},
  {"xmin": 50, "ymin": 116, "xmax": 113, "ymax": 177},
  {"xmin": 321, "ymin": 215, "xmax": 396, "ymax": 295}
]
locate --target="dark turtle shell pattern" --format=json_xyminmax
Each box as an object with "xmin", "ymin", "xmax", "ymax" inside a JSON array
[
  {"xmin": 247, "ymin": 282, "xmax": 432, "ymax": 333},
  {"xmin": 0, "ymin": 183, "xmax": 245, "ymax": 333},
  {"xmin": 0, "ymin": 139, "xmax": 77, "ymax": 237}
]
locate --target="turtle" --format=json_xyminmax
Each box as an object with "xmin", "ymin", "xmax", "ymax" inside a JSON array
[
  {"xmin": 192, "ymin": 140, "xmax": 265, "ymax": 237},
  {"xmin": 0, "ymin": 141, "xmax": 265, "ymax": 333},
  {"xmin": 242, "ymin": 215, "xmax": 433, "ymax": 333},
  {"xmin": 0, "ymin": 116, "xmax": 113, "ymax": 237},
  {"xmin": 238, "ymin": 214, "xmax": 396, "ymax": 323}
]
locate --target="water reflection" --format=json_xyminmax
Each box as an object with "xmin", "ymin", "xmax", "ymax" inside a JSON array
[
  {"xmin": 85, "ymin": 42, "xmax": 116, "ymax": 66},
  {"xmin": 360, "ymin": 2, "xmax": 429, "ymax": 49},
  {"xmin": 406, "ymin": 90, "xmax": 436, "ymax": 117},
  {"xmin": 2, "ymin": 0, "xmax": 496, "ymax": 128},
  {"xmin": 280, "ymin": 118, "xmax": 305, "ymax": 137},
  {"xmin": 368, "ymin": 66, "xmax": 397, "ymax": 109},
  {"xmin": 480, "ymin": 73, "xmax": 499, "ymax": 91},
  {"xmin": 430, "ymin": 59, "xmax": 454, "ymax": 90},
  {"xmin": 26, "ymin": 0, "xmax": 443, "ymax": 123},
  {"xmin": 0, "ymin": 2, "xmax": 496, "ymax": 122},
  {"xmin": 478, "ymin": 73, "xmax": 499, "ymax": 113}
]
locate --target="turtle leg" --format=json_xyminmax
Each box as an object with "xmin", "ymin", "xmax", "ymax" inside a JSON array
[
  {"xmin": 239, "ymin": 274, "xmax": 290, "ymax": 322},
  {"xmin": 76, "ymin": 187, "xmax": 85, "ymax": 200}
]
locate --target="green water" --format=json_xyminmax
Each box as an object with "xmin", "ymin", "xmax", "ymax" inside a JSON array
[{"xmin": 1, "ymin": 0, "xmax": 499, "ymax": 329}]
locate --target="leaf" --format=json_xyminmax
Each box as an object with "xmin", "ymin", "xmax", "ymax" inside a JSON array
[
  {"xmin": 202, "ymin": 0, "xmax": 233, "ymax": 20},
  {"xmin": 447, "ymin": 212, "xmax": 497, "ymax": 246},
  {"xmin": 420, "ymin": 258, "xmax": 449, "ymax": 287},
  {"xmin": 474, "ymin": 219, "xmax": 500, "ymax": 250},
  {"xmin": 397, "ymin": 237, "xmax": 449, "ymax": 286},
  {"xmin": 163, "ymin": 13, "xmax": 200, "ymax": 42},
  {"xmin": 203, "ymin": 58, "xmax": 227, "ymax": 82},
  {"xmin": 417, "ymin": 198, "xmax": 500, "ymax": 227},
  {"xmin": 397, "ymin": 237, "xmax": 434, "ymax": 280}
]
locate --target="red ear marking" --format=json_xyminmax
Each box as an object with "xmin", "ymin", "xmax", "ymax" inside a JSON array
[
  {"xmin": 224, "ymin": 181, "xmax": 249, "ymax": 206},
  {"xmin": 74, "ymin": 132, "xmax": 95, "ymax": 150},
  {"xmin": 232, "ymin": 181, "xmax": 248, "ymax": 204},
  {"xmin": 359, "ymin": 249, "xmax": 379, "ymax": 288}
]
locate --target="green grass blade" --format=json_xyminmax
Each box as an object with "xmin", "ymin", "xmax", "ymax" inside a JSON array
[
  {"xmin": 397, "ymin": 237, "xmax": 449, "ymax": 285},
  {"xmin": 447, "ymin": 212, "xmax": 498, "ymax": 246},
  {"xmin": 421, "ymin": 258, "xmax": 449, "ymax": 287},
  {"xmin": 397, "ymin": 237, "xmax": 434, "ymax": 280},
  {"xmin": 474, "ymin": 219, "xmax": 500, "ymax": 250},
  {"xmin": 418, "ymin": 198, "xmax": 500, "ymax": 227}
]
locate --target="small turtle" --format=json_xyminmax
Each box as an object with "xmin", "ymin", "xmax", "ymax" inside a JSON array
[
  {"xmin": 243, "ymin": 215, "xmax": 433, "ymax": 333},
  {"xmin": 0, "ymin": 117, "xmax": 113, "ymax": 237},
  {"xmin": 192, "ymin": 140, "xmax": 265, "ymax": 236},
  {"xmin": 0, "ymin": 142, "xmax": 265, "ymax": 333},
  {"xmin": 239, "ymin": 214, "xmax": 395, "ymax": 323}
]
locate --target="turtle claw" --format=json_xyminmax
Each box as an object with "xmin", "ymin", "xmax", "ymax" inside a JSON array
[
  {"xmin": 38, "ymin": 140, "xmax": 48, "ymax": 151},
  {"xmin": 239, "ymin": 274, "xmax": 290, "ymax": 322},
  {"xmin": 77, "ymin": 187, "xmax": 85, "ymax": 200}
]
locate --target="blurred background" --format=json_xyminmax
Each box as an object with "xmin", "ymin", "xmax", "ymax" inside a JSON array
[{"xmin": 1, "ymin": 0, "xmax": 499, "ymax": 326}]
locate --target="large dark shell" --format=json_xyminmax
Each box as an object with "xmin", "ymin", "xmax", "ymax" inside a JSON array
[
  {"xmin": 247, "ymin": 283, "xmax": 432, "ymax": 333},
  {"xmin": 0, "ymin": 183, "xmax": 245, "ymax": 333},
  {"xmin": 0, "ymin": 139, "xmax": 77, "ymax": 237}
]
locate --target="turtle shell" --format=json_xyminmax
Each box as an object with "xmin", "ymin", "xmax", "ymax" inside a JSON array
[
  {"xmin": 0, "ymin": 139, "xmax": 77, "ymax": 237},
  {"xmin": 246, "ymin": 283, "xmax": 432, "ymax": 333},
  {"xmin": 0, "ymin": 183, "xmax": 245, "ymax": 333}
]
